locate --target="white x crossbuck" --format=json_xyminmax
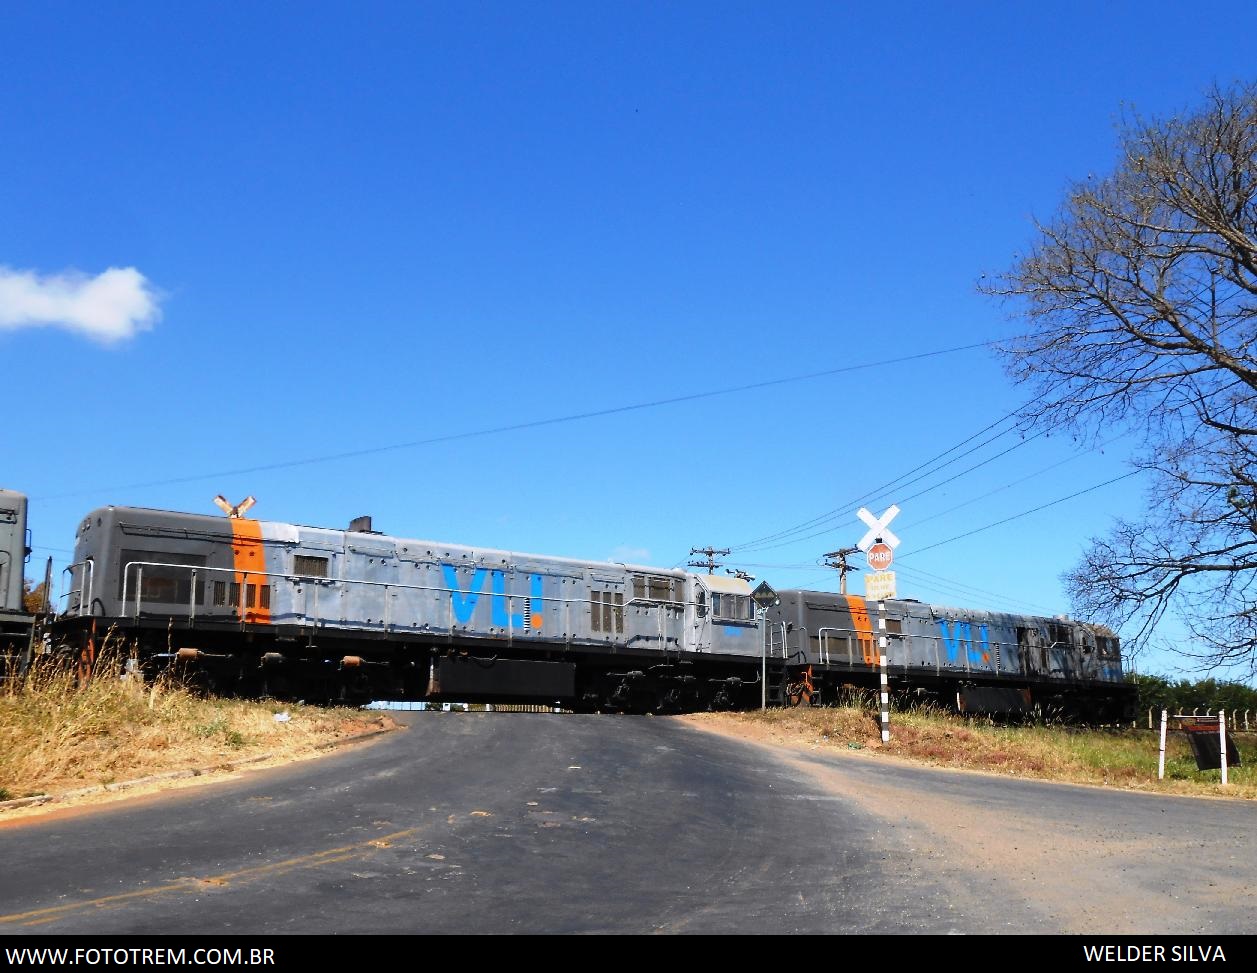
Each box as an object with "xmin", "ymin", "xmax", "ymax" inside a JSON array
[{"xmin": 856, "ymin": 505, "xmax": 900, "ymax": 551}]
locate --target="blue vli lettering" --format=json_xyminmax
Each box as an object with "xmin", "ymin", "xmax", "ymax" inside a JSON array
[
  {"xmin": 936, "ymin": 620, "xmax": 990, "ymax": 665},
  {"xmin": 442, "ymin": 564, "xmax": 487, "ymax": 624},
  {"xmin": 490, "ymin": 571, "xmax": 545, "ymax": 630}
]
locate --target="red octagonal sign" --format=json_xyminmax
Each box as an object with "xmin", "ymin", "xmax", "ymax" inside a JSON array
[{"xmin": 867, "ymin": 542, "xmax": 894, "ymax": 572}]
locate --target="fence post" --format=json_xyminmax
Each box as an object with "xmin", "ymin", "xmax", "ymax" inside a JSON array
[
  {"xmin": 1220, "ymin": 711, "xmax": 1228, "ymax": 786},
  {"xmin": 1158, "ymin": 709, "xmax": 1168, "ymax": 780},
  {"xmin": 1148, "ymin": 707, "xmax": 1154, "ymax": 730}
]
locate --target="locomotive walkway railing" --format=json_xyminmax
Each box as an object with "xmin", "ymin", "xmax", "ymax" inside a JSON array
[
  {"xmin": 92, "ymin": 559, "xmax": 1120, "ymax": 682},
  {"xmin": 113, "ymin": 560, "xmax": 702, "ymax": 652}
]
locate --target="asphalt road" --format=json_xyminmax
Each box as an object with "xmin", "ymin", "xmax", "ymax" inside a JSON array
[{"xmin": 0, "ymin": 714, "xmax": 1251, "ymax": 935}]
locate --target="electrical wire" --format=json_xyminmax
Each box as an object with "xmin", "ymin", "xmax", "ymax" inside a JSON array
[
  {"xmin": 726, "ymin": 407, "xmax": 1025, "ymax": 552},
  {"xmin": 31, "ymin": 340, "xmax": 992, "ymax": 504}
]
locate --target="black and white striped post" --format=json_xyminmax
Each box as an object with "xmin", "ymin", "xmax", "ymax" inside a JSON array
[
  {"xmin": 856, "ymin": 505, "xmax": 901, "ymax": 745},
  {"xmin": 877, "ymin": 600, "xmax": 890, "ymax": 743}
]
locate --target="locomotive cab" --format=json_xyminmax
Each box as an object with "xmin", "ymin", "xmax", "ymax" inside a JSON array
[{"xmin": 689, "ymin": 574, "xmax": 756, "ymax": 656}]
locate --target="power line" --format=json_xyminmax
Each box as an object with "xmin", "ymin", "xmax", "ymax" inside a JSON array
[
  {"xmin": 728, "ymin": 470, "xmax": 1144, "ymax": 612},
  {"xmin": 727, "ymin": 407, "xmax": 1024, "ymax": 552},
  {"xmin": 903, "ymin": 469, "xmax": 1142, "ymax": 558},
  {"xmin": 891, "ymin": 563, "xmax": 1060, "ymax": 615},
  {"xmin": 731, "ymin": 422, "xmax": 1046, "ymax": 556},
  {"xmin": 910, "ymin": 435, "xmax": 1120, "ymax": 528},
  {"xmin": 730, "ymin": 554, "xmax": 1059, "ymax": 614},
  {"xmin": 893, "ymin": 428, "xmax": 1050, "ymax": 507},
  {"xmin": 31, "ymin": 340, "xmax": 992, "ymax": 504}
]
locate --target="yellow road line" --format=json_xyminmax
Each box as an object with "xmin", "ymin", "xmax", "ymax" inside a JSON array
[{"xmin": 0, "ymin": 829, "xmax": 418, "ymax": 928}]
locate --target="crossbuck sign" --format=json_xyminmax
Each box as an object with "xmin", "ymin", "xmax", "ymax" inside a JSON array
[{"xmin": 856, "ymin": 505, "xmax": 900, "ymax": 552}]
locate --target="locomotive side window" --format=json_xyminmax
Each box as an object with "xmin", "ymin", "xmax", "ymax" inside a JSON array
[
  {"xmin": 590, "ymin": 590, "xmax": 624, "ymax": 633},
  {"xmin": 294, "ymin": 555, "xmax": 329, "ymax": 578},
  {"xmin": 211, "ymin": 579, "xmax": 267, "ymax": 609},
  {"xmin": 119, "ymin": 548, "xmax": 206, "ymax": 605},
  {"xmin": 632, "ymin": 574, "xmax": 683, "ymax": 603},
  {"xmin": 714, "ymin": 593, "xmax": 752, "ymax": 620},
  {"xmin": 1096, "ymin": 635, "xmax": 1120, "ymax": 658},
  {"xmin": 695, "ymin": 589, "xmax": 707, "ymax": 617}
]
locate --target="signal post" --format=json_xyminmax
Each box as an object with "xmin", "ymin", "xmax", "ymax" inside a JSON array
[{"xmin": 857, "ymin": 506, "xmax": 901, "ymax": 743}]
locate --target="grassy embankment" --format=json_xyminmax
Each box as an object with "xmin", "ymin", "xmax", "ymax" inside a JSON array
[
  {"xmin": 691, "ymin": 704, "xmax": 1257, "ymax": 799},
  {"xmin": 0, "ymin": 652, "xmax": 386, "ymax": 804}
]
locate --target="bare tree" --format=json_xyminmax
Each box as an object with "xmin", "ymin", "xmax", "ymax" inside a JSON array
[{"xmin": 983, "ymin": 82, "xmax": 1257, "ymax": 675}]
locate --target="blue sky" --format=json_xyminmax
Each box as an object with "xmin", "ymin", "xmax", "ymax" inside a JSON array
[{"xmin": 3, "ymin": 2, "xmax": 1254, "ymax": 680}]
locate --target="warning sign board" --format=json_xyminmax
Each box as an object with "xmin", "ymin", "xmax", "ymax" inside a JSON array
[
  {"xmin": 1181, "ymin": 723, "xmax": 1242, "ymax": 771},
  {"xmin": 865, "ymin": 570, "xmax": 897, "ymax": 601},
  {"xmin": 750, "ymin": 581, "xmax": 780, "ymax": 609}
]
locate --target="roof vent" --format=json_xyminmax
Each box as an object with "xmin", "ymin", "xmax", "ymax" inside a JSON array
[{"xmin": 349, "ymin": 516, "xmax": 374, "ymax": 533}]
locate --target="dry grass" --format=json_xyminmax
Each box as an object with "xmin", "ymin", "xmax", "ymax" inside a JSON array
[
  {"xmin": 0, "ymin": 651, "xmax": 386, "ymax": 802},
  {"xmin": 689, "ymin": 704, "xmax": 1257, "ymax": 799}
]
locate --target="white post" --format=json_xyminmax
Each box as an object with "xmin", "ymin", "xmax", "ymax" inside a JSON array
[
  {"xmin": 1219, "ymin": 710, "xmax": 1228, "ymax": 786},
  {"xmin": 1158, "ymin": 709, "xmax": 1168, "ymax": 780},
  {"xmin": 877, "ymin": 601, "xmax": 890, "ymax": 744},
  {"xmin": 759, "ymin": 607, "xmax": 767, "ymax": 711}
]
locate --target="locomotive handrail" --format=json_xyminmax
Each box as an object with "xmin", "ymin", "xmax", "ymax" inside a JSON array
[
  {"xmin": 817, "ymin": 627, "xmax": 847, "ymax": 666},
  {"xmin": 118, "ymin": 560, "xmax": 698, "ymax": 646},
  {"xmin": 59, "ymin": 559, "xmax": 95, "ymax": 617},
  {"xmin": 113, "ymin": 560, "xmax": 1127, "ymax": 682},
  {"xmin": 796, "ymin": 624, "xmax": 1115, "ymax": 681}
]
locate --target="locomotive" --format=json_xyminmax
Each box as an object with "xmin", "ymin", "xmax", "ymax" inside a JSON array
[
  {"xmin": 41, "ymin": 495, "xmax": 1136, "ymax": 719},
  {"xmin": 0, "ymin": 488, "xmax": 37, "ymax": 673}
]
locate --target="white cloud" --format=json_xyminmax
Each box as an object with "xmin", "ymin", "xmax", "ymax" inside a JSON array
[
  {"xmin": 608, "ymin": 545, "xmax": 652, "ymax": 564},
  {"xmin": 0, "ymin": 266, "xmax": 161, "ymax": 342}
]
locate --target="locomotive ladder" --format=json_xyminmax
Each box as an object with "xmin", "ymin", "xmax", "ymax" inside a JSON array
[{"xmin": 764, "ymin": 621, "xmax": 790, "ymax": 704}]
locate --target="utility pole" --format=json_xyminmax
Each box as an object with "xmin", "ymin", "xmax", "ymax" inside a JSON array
[
  {"xmin": 688, "ymin": 547, "xmax": 730, "ymax": 574},
  {"xmin": 823, "ymin": 546, "xmax": 861, "ymax": 594}
]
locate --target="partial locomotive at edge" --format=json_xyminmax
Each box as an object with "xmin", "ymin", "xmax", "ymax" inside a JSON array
[{"xmin": 3, "ymin": 490, "xmax": 1136, "ymax": 719}]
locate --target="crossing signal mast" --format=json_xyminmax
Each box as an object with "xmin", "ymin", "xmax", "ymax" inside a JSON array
[
  {"xmin": 688, "ymin": 547, "xmax": 730, "ymax": 575},
  {"xmin": 823, "ymin": 546, "xmax": 861, "ymax": 595}
]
